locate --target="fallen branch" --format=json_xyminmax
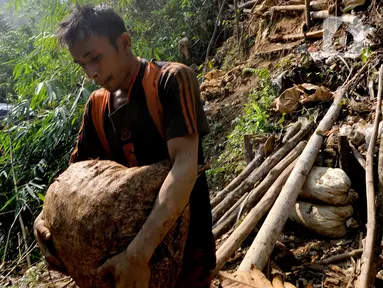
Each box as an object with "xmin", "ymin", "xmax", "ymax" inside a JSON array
[
  {"xmin": 210, "ymin": 149, "xmax": 265, "ymax": 209},
  {"xmin": 238, "ymin": 87, "xmax": 347, "ymax": 272},
  {"xmin": 316, "ymin": 249, "xmax": 363, "ymax": 265},
  {"xmin": 356, "ymin": 64, "xmax": 383, "ymax": 288},
  {"xmin": 349, "ymin": 141, "xmax": 366, "ymax": 169},
  {"xmin": 211, "ymin": 122, "xmax": 313, "ymax": 223},
  {"xmin": 270, "ymin": 4, "xmax": 305, "ymax": 12},
  {"xmin": 213, "ymin": 160, "xmax": 297, "ymax": 275},
  {"xmin": 269, "ymin": 30, "xmax": 323, "ymax": 42},
  {"xmin": 212, "ymin": 141, "xmax": 306, "ymax": 240}
]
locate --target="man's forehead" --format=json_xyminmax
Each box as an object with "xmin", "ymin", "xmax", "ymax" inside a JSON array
[
  {"xmin": 70, "ymin": 32, "xmax": 110, "ymax": 49},
  {"xmin": 69, "ymin": 34, "xmax": 110, "ymax": 57}
]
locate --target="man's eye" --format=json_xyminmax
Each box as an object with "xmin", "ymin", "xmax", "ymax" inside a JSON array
[{"xmin": 91, "ymin": 55, "xmax": 101, "ymax": 62}]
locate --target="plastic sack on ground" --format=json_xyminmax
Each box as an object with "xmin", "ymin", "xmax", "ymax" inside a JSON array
[
  {"xmin": 289, "ymin": 201, "xmax": 353, "ymax": 238},
  {"xmin": 299, "ymin": 167, "xmax": 356, "ymax": 205}
]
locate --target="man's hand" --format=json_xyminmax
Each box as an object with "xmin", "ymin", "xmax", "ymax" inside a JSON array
[
  {"xmin": 97, "ymin": 247, "xmax": 151, "ymax": 288},
  {"xmin": 33, "ymin": 211, "xmax": 66, "ymax": 273}
]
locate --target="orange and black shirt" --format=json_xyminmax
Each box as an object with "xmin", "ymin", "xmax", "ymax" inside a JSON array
[{"xmin": 70, "ymin": 59, "xmax": 215, "ymax": 268}]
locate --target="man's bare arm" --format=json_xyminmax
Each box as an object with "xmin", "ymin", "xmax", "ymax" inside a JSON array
[{"xmin": 128, "ymin": 133, "xmax": 199, "ymax": 260}]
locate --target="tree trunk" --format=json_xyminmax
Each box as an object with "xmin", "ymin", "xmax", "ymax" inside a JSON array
[
  {"xmin": 356, "ymin": 65, "xmax": 383, "ymax": 288},
  {"xmin": 211, "ymin": 122, "xmax": 313, "ymax": 223},
  {"xmin": 213, "ymin": 160, "xmax": 297, "ymax": 275},
  {"xmin": 238, "ymin": 87, "xmax": 347, "ymax": 272}
]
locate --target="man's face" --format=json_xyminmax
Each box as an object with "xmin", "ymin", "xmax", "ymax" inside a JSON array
[{"xmin": 69, "ymin": 33, "xmax": 131, "ymax": 92}]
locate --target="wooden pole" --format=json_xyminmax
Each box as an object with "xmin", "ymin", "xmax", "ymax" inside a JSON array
[
  {"xmin": 305, "ymin": 0, "xmax": 311, "ymax": 29},
  {"xmin": 213, "ymin": 160, "xmax": 297, "ymax": 275},
  {"xmin": 211, "ymin": 122, "xmax": 313, "ymax": 223},
  {"xmin": 212, "ymin": 141, "xmax": 305, "ymax": 240},
  {"xmin": 210, "ymin": 150, "xmax": 265, "ymax": 209},
  {"xmin": 356, "ymin": 65, "xmax": 383, "ymax": 288},
  {"xmin": 238, "ymin": 87, "xmax": 347, "ymax": 271}
]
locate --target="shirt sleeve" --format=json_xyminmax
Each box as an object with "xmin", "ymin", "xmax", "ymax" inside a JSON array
[
  {"xmin": 69, "ymin": 96, "xmax": 107, "ymax": 164},
  {"xmin": 158, "ymin": 63, "xmax": 210, "ymax": 141}
]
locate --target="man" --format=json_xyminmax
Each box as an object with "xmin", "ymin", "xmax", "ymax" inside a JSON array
[{"xmin": 33, "ymin": 4, "xmax": 216, "ymax": 288}]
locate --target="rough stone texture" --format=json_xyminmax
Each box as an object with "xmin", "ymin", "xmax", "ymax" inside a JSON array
[{"xmin": 43, "ymin": 160, "xmax": 190, "ymax": 288}]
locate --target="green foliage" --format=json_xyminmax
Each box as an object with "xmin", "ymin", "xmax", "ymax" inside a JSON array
[
  {"xmin": 0, "ymin": 0, "xmax": 218, "ymax": 265},
  {"xmin": 120, "ymin": 0, "xmax": 216, "ymax": 63},
  {"xmin": 216, "ymin": 68, "xmax": 278, "ymax": 175}
]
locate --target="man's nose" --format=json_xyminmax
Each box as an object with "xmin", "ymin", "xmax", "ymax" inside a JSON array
[{"xmin": 85, "ymin": 64, "xmax": 99, "ymax": 80}]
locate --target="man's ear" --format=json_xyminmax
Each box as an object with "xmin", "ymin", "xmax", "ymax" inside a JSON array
[{"xmin": 119, "ymin": 32, "xmax": 132, "ymax": 53}]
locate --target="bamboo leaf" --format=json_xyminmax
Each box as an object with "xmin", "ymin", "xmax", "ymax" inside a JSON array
[
  {"xmin": 37, "ymin": 193, "xmax": 45, "ymax": 202},
  {"xmin": 1, "ymin": 193, "xmax": 18, "ymax": 212},
  {"xmin": 25, "ymin": 185, "xmax": 39, "ymax": 201}
]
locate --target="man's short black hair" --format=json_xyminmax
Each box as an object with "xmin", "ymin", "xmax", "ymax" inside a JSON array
[{"xmin": 57, "ymin": 4, "xmax": 127, "ymax": 48}]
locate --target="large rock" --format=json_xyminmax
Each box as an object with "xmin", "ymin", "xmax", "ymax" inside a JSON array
[{"xmin": 43, "ymin": 160, "xmax": 190, "ymax": 288}]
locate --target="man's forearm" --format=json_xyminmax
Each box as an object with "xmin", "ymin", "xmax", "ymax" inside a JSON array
[{"xmin": 127, "ymin": 160, "xmax": 197, "ymax": 261}]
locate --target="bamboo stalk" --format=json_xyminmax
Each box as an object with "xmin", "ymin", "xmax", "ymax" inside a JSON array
[
  {"xmin": 356, "ymin": 65, "xmax": 383, "ymax": 288},
  {"xmin": 3, "ymin": 112, "xmax": 31, "ymax": 267}
]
